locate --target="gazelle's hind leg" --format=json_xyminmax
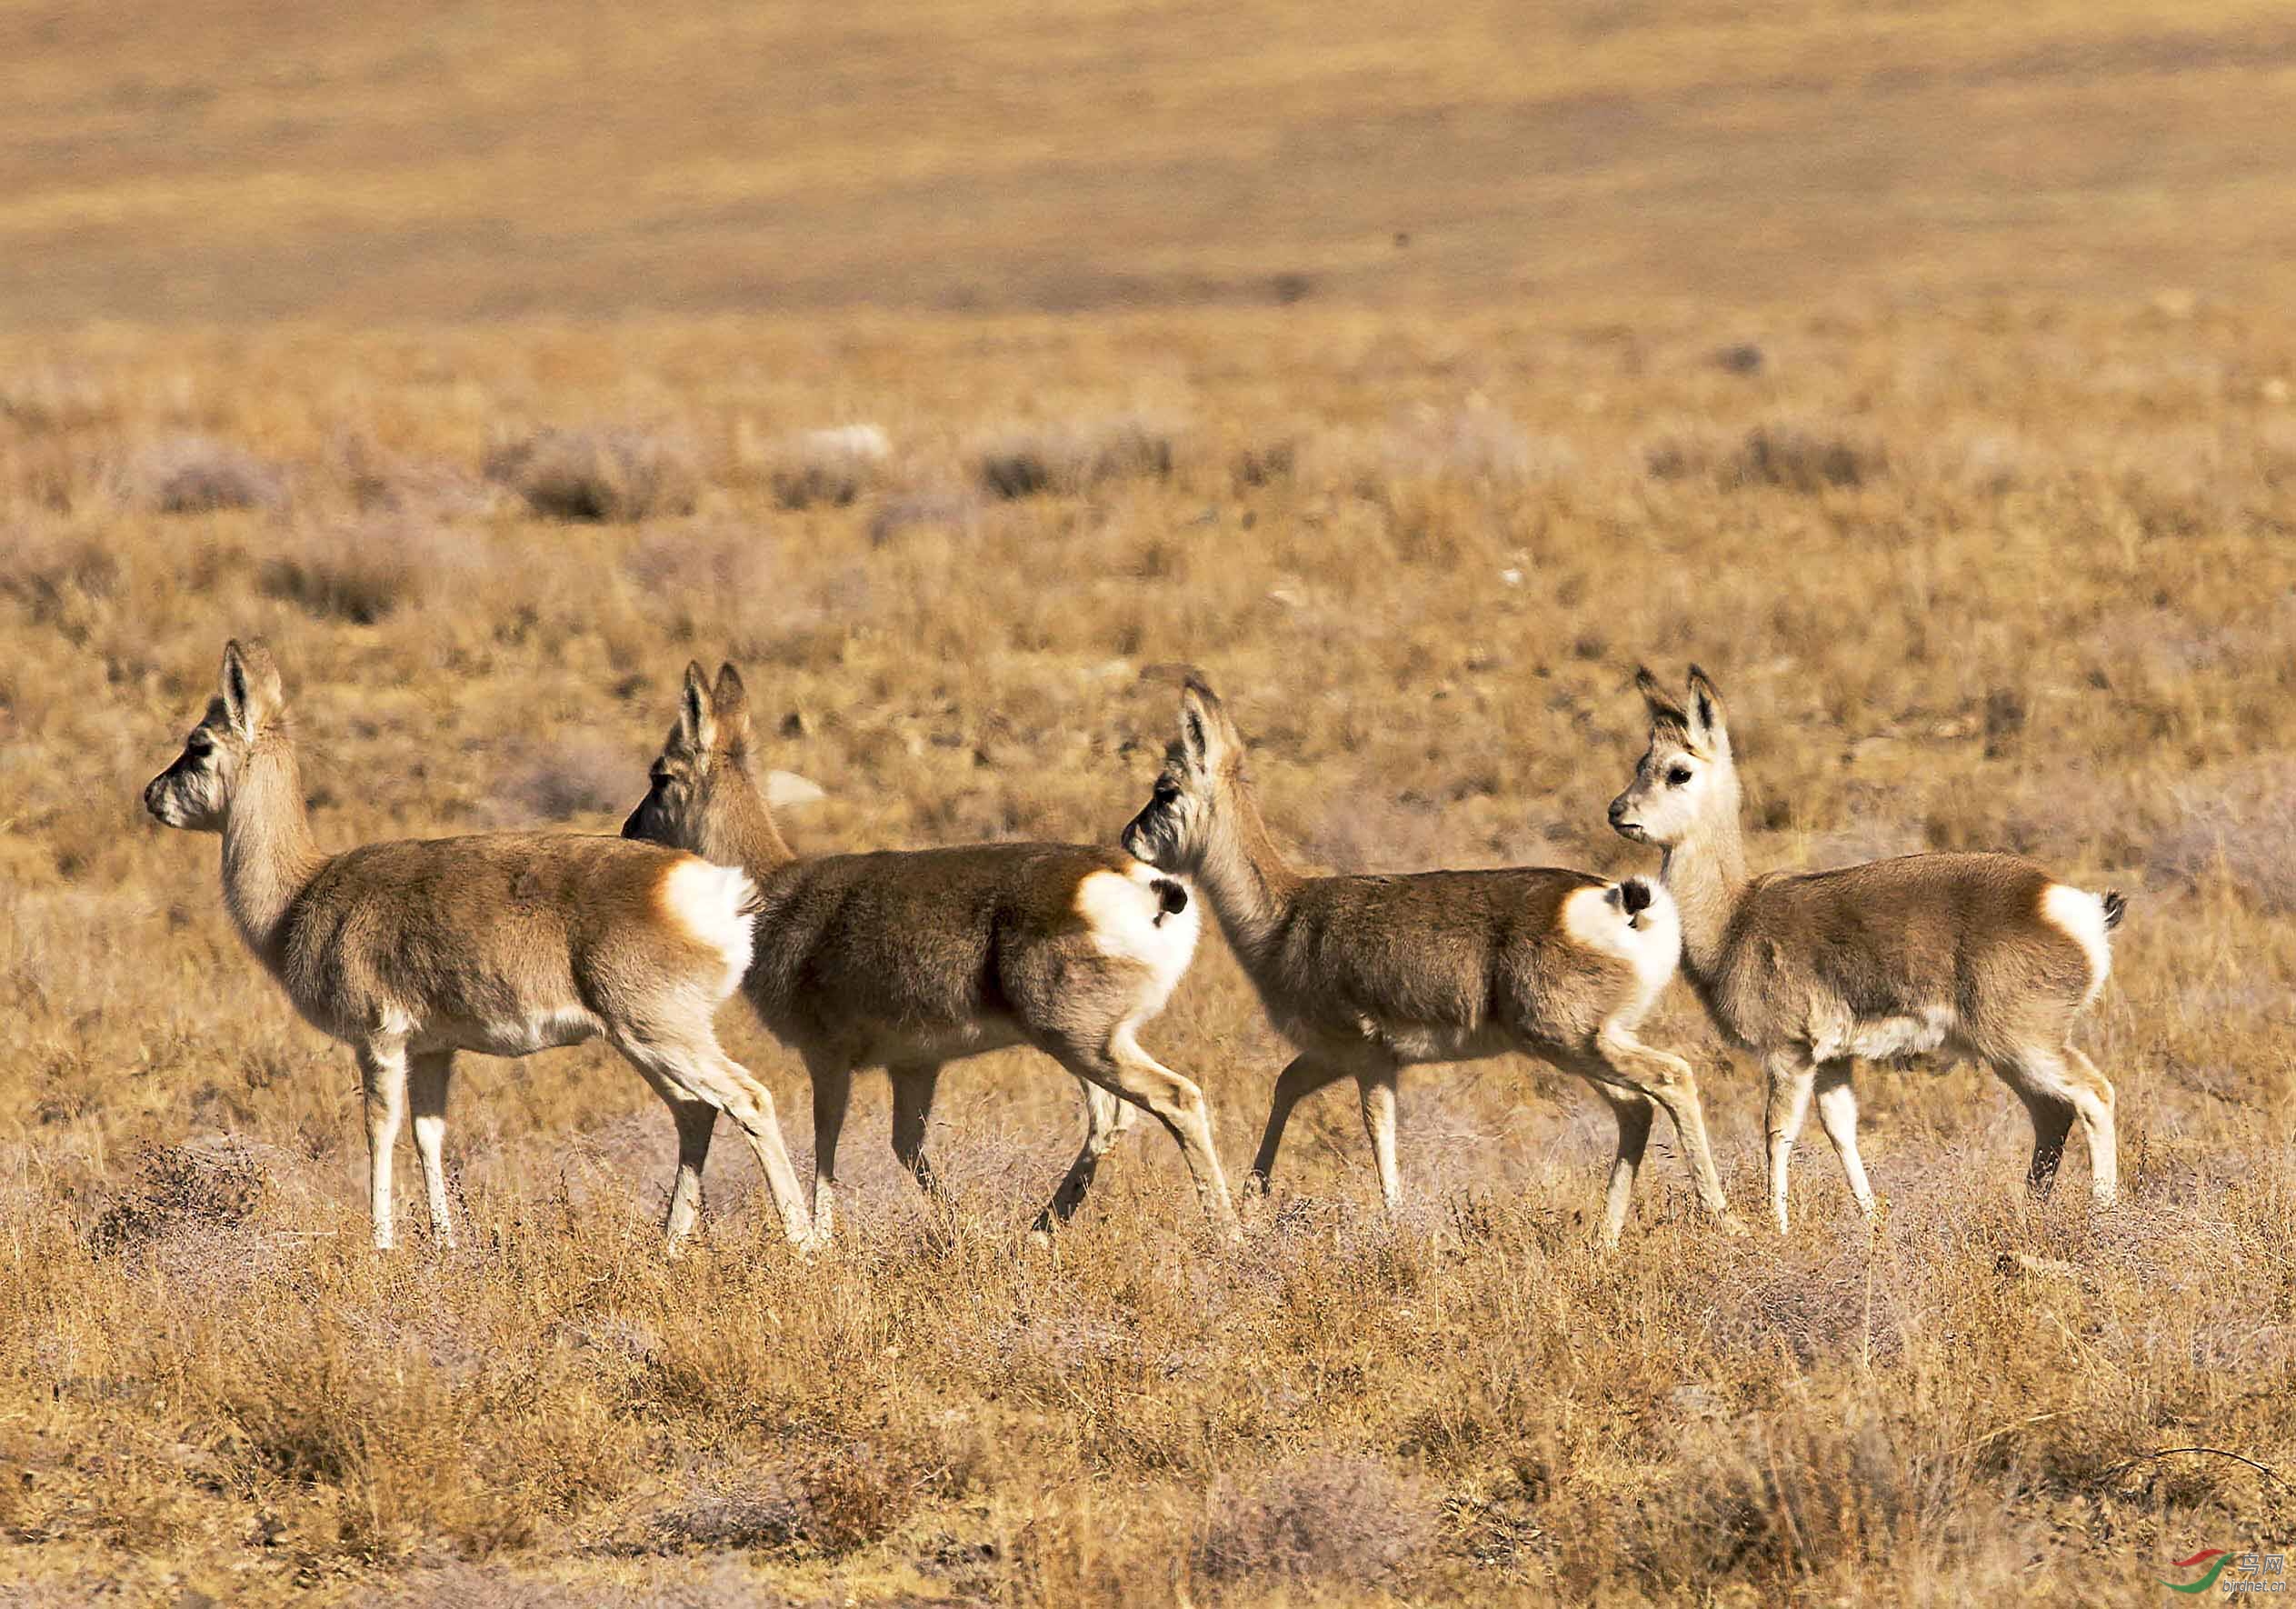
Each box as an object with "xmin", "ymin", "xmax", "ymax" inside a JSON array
[
  {"xmin": 1995, "ymin": 1045, "xmax": 2116, "ymax": 1207},
  {"xmin": 1812, "ymin": 1061, "xmax": 1877, "ymax": 1218},
  {"xmin": 1576, "ymin": 1025, "xmax": 1740, "ymax": 1241},
  {"xmin": 626, "ymin": 1061, "xmax": 720, "ymax": 1252},
  {"xmin": 1034, "ymin": 1078, "xmax": 1142, "ymax": 1234},
  {"xmin": 1762, "ymin": 1048, "xmax": 1819, "ymax": 1234},
  {"xmin": 2009, "ymin": 1084, "xmax": 2076, "ymax": 1197},
  {"xmin": 1589, "ymin": 1084, "xmax": 1655, "ymax": 1247},
  {"xmin": 1043, "ymin": 1025, "xmax": 1238, "ymax": 1238},
  {"xmin": 1246, "ymin": 1053, "xmax": 1351, "ymax": 1198},
  {"xmin": 1357, "ymin": 1068, "xmax": 1402, "ymax": 1216},
  {"xmin": 2063, "ymin": 1047, "xmax": 2118, "ymax": 1205},
  {"xmin": 614, "ymin": 1031, "xmax": 814, "ymax": 1248},
  {"xmin": 804, "ymin": 1057, "xmax": 854, "ymax": 1240},
  {"xmin": 408, "ymin": 1050, "xmax": 457, "ymax": 1248},
  {"xmin": 355, "ymin": 1041, "xmax": 410, "ymax": 1251},
  {"xmin": 888, "ymin": 1063, "xmax": 944, "ymax": 1196}
]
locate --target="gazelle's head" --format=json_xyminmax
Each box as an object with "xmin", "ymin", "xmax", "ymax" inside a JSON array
[
  {"xmin": 1122, "ymin": 675, "xmax": 1244, "ymax": 875},
  {"xmin": 145, "ymin": 640, "xmax": 286, "ymax": 833},
  {"xmin": 1609, "ymin": 665, "xmax": 1739, "ymax": 849},
  {"xmin": 624, "ymin": 656, "xmax": 775, "ymax": 867}
]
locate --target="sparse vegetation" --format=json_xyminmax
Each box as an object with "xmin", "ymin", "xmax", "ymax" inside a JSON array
[
  {"xmin": 760, "ymin": 425, "xmax": 892, "ymax": 510},
  {"xmin": 484, "ymin": 428, "xmax": 700, "ymax": 522},
  {"xmin": 975, "ymin": 416, "xmax": 1179, "ymax": 499},
  {"xmin": 4, "ymin": 1, "xmax": 2295, "ymax": 1604},
  {"xmin": 112, "ymin": 435, "xmax": 288, "ymax": 514},
  {"xmin": 2, "ymin": 306, "xmax": 2286, "ymax": 1607}
]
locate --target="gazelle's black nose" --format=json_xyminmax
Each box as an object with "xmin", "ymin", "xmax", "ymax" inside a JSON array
[{"xmin": 1606, "ymin": 796, "xmax": 1627, "ymax": 824}]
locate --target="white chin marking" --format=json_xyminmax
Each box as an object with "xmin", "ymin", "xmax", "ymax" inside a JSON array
[
  {"xmin": 1077, "ymin": 864, "xmax": 1201, "ymax": 1017},
  {"xmin": 2041, "ymin": 884, "xmax": 2113, "ymax": 1007},
  {"xmin": 660, "ymin": 857, "xmax": 758, "ymax": 997},
  {"xmin": 1561, "ymin": 882, "xmax": 1682, "ymax": 1022}
]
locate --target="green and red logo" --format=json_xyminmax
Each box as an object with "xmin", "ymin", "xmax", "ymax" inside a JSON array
[{"xmin": 2161, "ymin": 1550, "xmax": 2233, "ymax": 1594}]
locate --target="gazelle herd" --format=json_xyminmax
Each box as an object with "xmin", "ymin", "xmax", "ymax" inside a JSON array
[{"xmin": 146, "ymin": 642, "xmax": 2124, "ymax": 1253}]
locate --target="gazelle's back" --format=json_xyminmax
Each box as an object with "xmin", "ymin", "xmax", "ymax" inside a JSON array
[
  {"xmin": 1252, "ymin": 865, "xmax": 1643, "ymax": 1056},
  {"xmin": 1718, "ymin": 852, "xmax": 2098, "ymax": 1053},
  {"xmin": 277, "ymin": 833, "xmax": 744, "ymax": 1044},
  {"xmin": 744, "ymin": 841, "xmax": 1153, "ymax": 1059}
]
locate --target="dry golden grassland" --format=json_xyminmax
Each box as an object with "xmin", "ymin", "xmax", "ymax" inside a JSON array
[
  {"xmin": 0, "ymin": 305, "xmax": 2291, "ymax": 1606},
  {"xmin": 5, "ymin": 0, "xmax": 2296, "ymax": 1603}
]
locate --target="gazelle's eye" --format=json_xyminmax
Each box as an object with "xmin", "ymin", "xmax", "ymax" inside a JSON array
[
  {"xmin": 1153, "ymin": 779, "xmax": 1179, "ymax": 804},
  {"xmin": 1665, "ymin": 765, "xmax": 1692, "ymax": 786},
  {"xmin": 650, "ymin": 766, "xmax": 676, "ymax": 789},
  {"xmin": 186, "ymin": 733, "xmax": 214, "ymax": 756}
]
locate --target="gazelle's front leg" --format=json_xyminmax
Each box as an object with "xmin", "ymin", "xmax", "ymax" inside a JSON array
[
  {"xmin": 888, "ymin": 1063, "xmax": 944, "ymax": 1196},
  {"xmin": 1246, "ymin": 1052, "xmax": 1350, "ymax": 1197},
  {"xmin": 1762, "ymin": 1048, "xmax": 1819, "ymax": 1234},
  {"xmin": 1811, "ymin": 1060, "xmax": 1876, "ymax": 1217},
  {"xmin": 1356, "ymin": 1067, "xmax": 1403, "ymax": 1215},
  {"xmin": 407, "ymin": 1050, "xmax": 457, "ymax": 1248},
  {"xmin": 354, "ymin": 1040, "xmax": 411, "ymax": 1251}
]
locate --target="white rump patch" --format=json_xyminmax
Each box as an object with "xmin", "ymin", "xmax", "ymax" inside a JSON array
[
  {"xmin": 1560, "ymin": 881, "xmax": 1682, "ymax": 1024},
  {"xmin": 661, "ymin": 857, "xmax": 758, "ymax": 998},
  {"xmin": 1076, "ymin": 862, "xmax": 1201, "ymax": 1020},
  {"xmin": 2041, "ymin": 884, "xmax": 2113, "ymax": 1007}
]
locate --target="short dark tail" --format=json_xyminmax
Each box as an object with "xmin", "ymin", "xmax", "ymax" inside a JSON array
[
  {"xmin": 1618, "ymin": 876, "xmax": 1655, "ymax": 917},
  {"xmin": 2101, "ymin": 889, "xmax": 2126, "ymax": 932},
  {"xmin": 1153, "ymin": 877, "xmax": 1190, "ymax": 924}
]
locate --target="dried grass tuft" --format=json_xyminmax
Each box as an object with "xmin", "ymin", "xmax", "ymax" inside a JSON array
[
  {"xmin": 112, "ymin": 435, "xmax": 287, "ymax": 513},
  {"xmin": 484, "ymin": 427, "xmax": 700, "ymax": 522},
  {"xmin": 1194, "ymin": 1454, "xmax": 1438, "ymax": 1587},
  {"xmin": 975, "ymin": 416, "xmax": 1177, "ymax": 499}
]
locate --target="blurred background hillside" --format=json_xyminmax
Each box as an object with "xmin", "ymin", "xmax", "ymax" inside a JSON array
[{"xmin": 6, "ymin": 0, "xmax": 2296, "ymax": 323}]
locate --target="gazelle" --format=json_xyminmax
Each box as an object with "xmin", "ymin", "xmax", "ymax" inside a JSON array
[
  {"xmin": 1610, "ymin": 666, "xmax": 2124, "ymax": 1232},
  {"xmin": 143, "ymin": 640, "xmax": 814, "ymax": 1254},
  {"xmin": 620, "ymin": 662, "xmax": 1235, "ymax": 1241},
  {"xmin": 1118, "ymin": 674, "xmax": 1739, "ymax": 1244}
]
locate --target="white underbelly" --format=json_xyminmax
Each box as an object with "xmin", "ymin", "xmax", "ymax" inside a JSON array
[
  {"xmin": 419, "ymin": 1009, "xmax": 604, "ymax": 1059},
  {"xmin": 1815, "ymin": 1008, "xmax": 1960, "ymax": 1068}
]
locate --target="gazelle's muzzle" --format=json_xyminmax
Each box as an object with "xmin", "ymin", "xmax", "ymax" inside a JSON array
[
  {"xmin": 1606, "ymin": 793, "xmax": 1648, "ymax": 843},
  {"xmin": 144, "ymin": 771, "xmax": 181, "ymax": 826},
  {"xmin": 620, "ymin": 798, "xmax": 657, "ymax": 842}
]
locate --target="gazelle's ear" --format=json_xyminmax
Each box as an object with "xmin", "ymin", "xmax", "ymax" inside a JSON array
[
  {"xmin": 1635, "ymin": 665, "xmax": 1689, "ymax": 730},
  {"xmin": 676, "ymin": 660, "xmax": 717, "ymax": 753},
  {"xmin": 219, "ymin": 639, "xmax": 285, "ymax": 738},
  {"xmin": 1685, "ymin": 664, "xmax": 1730, "ymax": 752},
  {"xmin": 712, "ymin": 663, "xmax": 753, "ymax": 753},
  {"xmin": 1177, "ymin": 674, "xmax": 1238, "ymax": 775}
]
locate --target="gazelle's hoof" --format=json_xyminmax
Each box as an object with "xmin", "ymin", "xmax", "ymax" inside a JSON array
[{"xmin": 1717, "ymin": 1212, "xmax": 1751, "ymax": 1239}]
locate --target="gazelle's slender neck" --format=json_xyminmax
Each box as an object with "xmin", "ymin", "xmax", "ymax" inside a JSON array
[
  {"xmin": 711, "ymin": 764, "xmax": 797, "ymax": 875},
  {"xmin": 1193, "ymin": 772, "xmax": 1305, "ymax": 964},
  {"xmin": 220, "ymin": 745, "xmax": 325, "ymax": 963},
  {"xmin": 1660, "ymin": 779, "xmax": 1751, "ymax": 982}
]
